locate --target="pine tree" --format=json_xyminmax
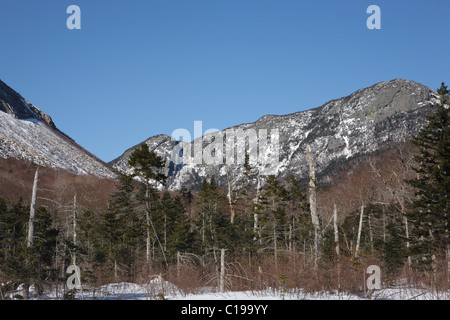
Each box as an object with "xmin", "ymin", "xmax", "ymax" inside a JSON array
[
  {"xmin": 163, "ymin": 194, "xmax": 195, "ymax": 262},
  {"xmin": 128, "ymin": 143, "xmax": 167, "ymax": 268},
  {"xmin": 105, "ymin": 174, "xmax": 144, "ymax": 279},
  {"xmin": 406, "ymin": 82, "xmax": 450, "ymax": 269},
  {"xmin": 0, "ymin": 198, "xmax": 58, "ymax": 297},
  {"xmin": 232, "ymin": 151, "xmax": 259, "ymax": 247},
  {"xmin": 286, "ymin": 175, "xmax": 307, "ymax": 253},
  {"xmin": 128, "ymin": 144, "xmax": 167, "ymax": 187},
  {"xmin": 98, "ymin": 201, "xmax": 122, "ymax": 277},
  {"xmin": 258, "ymin": 175, "xmax": 288, "ymax": 268},
  {"xmin": 179, "ymin": 186, "xmax": 194, "ymax": 220},
  {"xmin": 0, "ymin": 199, "xmax": 32, "ymax": 290},
  {"xmin": 28, "ymin": 207, "xmax": 59, "ymax": 295},
  {"xmin": 382, "ymin": 214, "xmax": 408, "ymax": 276},
  {"xmin": 195, "ymin": 175, "xmax": 249, "ymax": 260}
]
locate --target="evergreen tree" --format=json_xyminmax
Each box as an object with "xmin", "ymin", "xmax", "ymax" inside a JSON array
[
  {"xmin": 179, "ymin": 185, "xmax": 194, "ymax": 223},
  {"xmin": 233, "ymin": 151, "xmax": 258, "ymax": 236},
  {"xmin": 195, "ymin": 175, "xmax": 247, "ymax": 256},
  {"xmin": 97, "ymin": 201, "xmax": 122, "ymax": 277},
  {"xmin": 0, "ymin": 198, "xmax": 30, "ymax": 291},
  {"xmin": 128, "ymin": 143, "xmax": 168, "ymax": 268},
  {"xmin": 0, "ymin": 198, "xmax": 58, "ymax": 297},
  {"xmin": 285, "ymin": 175, "xmax": 308, "ymax": 252},
  {"xmin": 118, "ymin": 175, "xmax": 144, "ymax": 270},
  {"xmin": 163, "ymin": 194, "xmax": 195, "ymax": 262},
  {"xmin": 406, "ymin": 82, "xmax": 450, "ymax": 269},
  {"xmin": 28, "ymin": 207, "xmax": 59, "ymax": 294},
  {"xmin": 218, "ymin": 151, "xmax": 260, "ymax": 256},
  {"xmin": 128, "ymin": 144, "xmax": 166, "ymax": 186},
  {"xmin": 258, "ymin": 175, "xmax": 288, "ymax": 266},
  {"xmin": 382, "ymin": 215, "xmax": 408, "ymax": 276}
]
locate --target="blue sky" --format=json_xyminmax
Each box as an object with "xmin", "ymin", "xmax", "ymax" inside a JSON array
[{"xmin": 1, "ymin": 0, "xmax": 449, "ymax": 162}]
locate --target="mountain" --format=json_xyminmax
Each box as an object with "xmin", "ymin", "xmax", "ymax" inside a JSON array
[
  {"xmin": 110, "ymin": 79, "xmax": 437, "ymax": 190},
  {"xmin": 0, "ymin": 79, "xmax": 116, "ymax": 179}
]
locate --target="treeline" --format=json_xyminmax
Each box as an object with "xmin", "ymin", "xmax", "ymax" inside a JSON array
[{"xmin": 0, "ymin": 83, "xmax": 448, "ymax": 298}]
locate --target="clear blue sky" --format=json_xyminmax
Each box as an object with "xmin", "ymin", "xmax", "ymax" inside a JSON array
[{"xmin": 1, "ymin": 0, "xmax": 449, "ymax": 162}]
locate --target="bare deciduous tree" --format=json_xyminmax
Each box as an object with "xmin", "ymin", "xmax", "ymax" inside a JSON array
[
  {"xmin": 27, "ymin": 167, "xmax": 39, "ymax": 248},
  {"xmin": 306, "ymin": 147, "xmax": 321, "ymax": 267}
]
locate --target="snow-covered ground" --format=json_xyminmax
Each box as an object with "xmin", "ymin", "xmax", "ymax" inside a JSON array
[{"xmin": 8, "ymin": 281, "xmax": 448, "ymax": 300}]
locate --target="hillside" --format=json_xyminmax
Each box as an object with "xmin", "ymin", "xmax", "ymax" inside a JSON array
[
  {"xmin": 0, "ymin": 79, "xmax": 117, "ymax": 180},
  {"xmin": 111, "ymin": 79, "xmax": 436, "ymax": 190}
]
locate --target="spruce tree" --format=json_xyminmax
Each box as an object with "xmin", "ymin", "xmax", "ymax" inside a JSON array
[
  {"xmin": 286, "ymin": 175, "xmax": 307, "ymax": 253},
  {"xmin": 259, "ymin": 175, "xmax": 288, "ymax": 267},
  {"xmin": 195, "ymin": 175, "xmax": 243, "ymax": 258},
  {"xmin": 406, "ymin": 82, "xmax": 450, "ymax": 269},
  {"xmin": 128, "ymin": 143, "xmax": 167, "ymax": 268},
  {"xmin": 98, "ymin": 201, "xmax": 122, "ymax": 277},
  {"xmin": 163, "ymin": 194, "xmax": 195, "ymax": 262},
  {"xmin": 0, "ymin": 199, "xmax": 31, "ymax": 292},
  {"xmin": 229, "ymin": 151, "xmax": 259, "ymax": 252},
  {"xmin": 128, "ymin": 143, "xmax": 166, "ymax": 186},
  {"xmin": 0, "ymin": 198, "xmax": 58, "ymax": 297},
  {"xmin": 179, "ymin": 185, "xmax": 194, "ymax": 220},
  {"xmin": 104, "ymin": 174, "xmax": 144, "ymax": 279}
]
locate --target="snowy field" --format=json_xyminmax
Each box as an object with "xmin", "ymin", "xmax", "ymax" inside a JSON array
[{"xmin": 8, "ymin": 280, "xmax": 448, "ymax": 300}]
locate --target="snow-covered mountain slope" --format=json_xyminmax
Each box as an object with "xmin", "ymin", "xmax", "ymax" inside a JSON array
[
  {"xmin": 111, "ymin": 79, "xmax": 436, "ymax": 190},
  {"xmin": 0, "ymin": 80, "xmax": 116, "ymax": 179}
]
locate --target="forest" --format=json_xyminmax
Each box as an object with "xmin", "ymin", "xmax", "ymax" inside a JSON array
[{"xmin": 0, "ymin": 83, "xmax": 448, "ymax": 300}]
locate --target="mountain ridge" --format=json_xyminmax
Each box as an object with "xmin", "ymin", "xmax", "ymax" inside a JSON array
[
  {"xmin": 110, "ymin": 78, "xmax": 436, "ymax": 190},
  {"xmin": 0, "ymin": 79, "xmax": 117, "ymax": 180},
  {"xmin": 0, "ymin": 78, "xmax": 437, "ymax": 187}
]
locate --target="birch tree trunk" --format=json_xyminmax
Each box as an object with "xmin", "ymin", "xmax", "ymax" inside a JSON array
[
  {"xmin": 289, "ymin": 223, "xmax": 293, "ymax": 253},
  {"xmin": 273, "ymin": 228, "xmax": 278, "ymax": 270},
  {"xmin": 355, "ymin": 205, "xmax": 364, "ymax": 258},
  {"xmin": 72, "ymin": 194, "xmax": 77, "ymax": 266},
  {"xmin": 24, "ymin": 167, "xmax": 40, "ymax": 299},
  {"xmin": 219, "ymin": 249, "xmax": 225, "ymax": 293},
  {"xmin": 333, "ymin": 204, "xmax": 339, "ymax": 257},
  {"xmin": 158, "ymin": 274, "xmax": 164, "ymax": 299},
  {"xmin": 306, "ymin": 147, "xmax": 321, "ymax": 266},
  {"xmin": 145, "ymin": 186, "xmax": 151, "ymax": 265},
  {"xmin": 368, "ymin": 211, "xmax": 374, "ymax": 254},
  {"xmin": 225, "ymin": 165, "xmax": 235, "ymax": 224},
  {"xmin": 253, "ymin": 171, "xmax": 261, "ymax": 241},
  {"xmin": 177, "ymin": 251, "xmax": 181, "ymax": 278},
  {"xmin": 404, "ymin": 216, "xmax": 411, "ymax": 268},
  {"xmin": 27, "ymin": 167, "xmax": 39, "ymax": 248},
  {"xmin": 334, "ymin": 204, "xmax": 341, "ymax": 289}
]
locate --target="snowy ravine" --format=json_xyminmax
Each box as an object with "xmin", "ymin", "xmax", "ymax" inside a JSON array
[{"xmin": 110, "ymin": 79, "xmax": 437, "ymax": 191}]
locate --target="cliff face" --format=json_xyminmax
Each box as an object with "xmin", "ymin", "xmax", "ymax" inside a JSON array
[
  {"xmin": 0, "ymin": 79, "xmax": 116, "ymax": 179},
  {"xmin": 111, "ymin": 79, "xmax": 436, "ymax": 190}
]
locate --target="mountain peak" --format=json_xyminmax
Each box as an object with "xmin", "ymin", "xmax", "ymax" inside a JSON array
[
  {"xmin": 0, "ymin": 79, "xmax": 116, "ymax": 179},
  {"xmin": 0, "ymin": 80, "xmax": 57, "ymax": 129},
  {"xmin": 110, "ymin": 79, "xmax": 436, "ymax": 190}
]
